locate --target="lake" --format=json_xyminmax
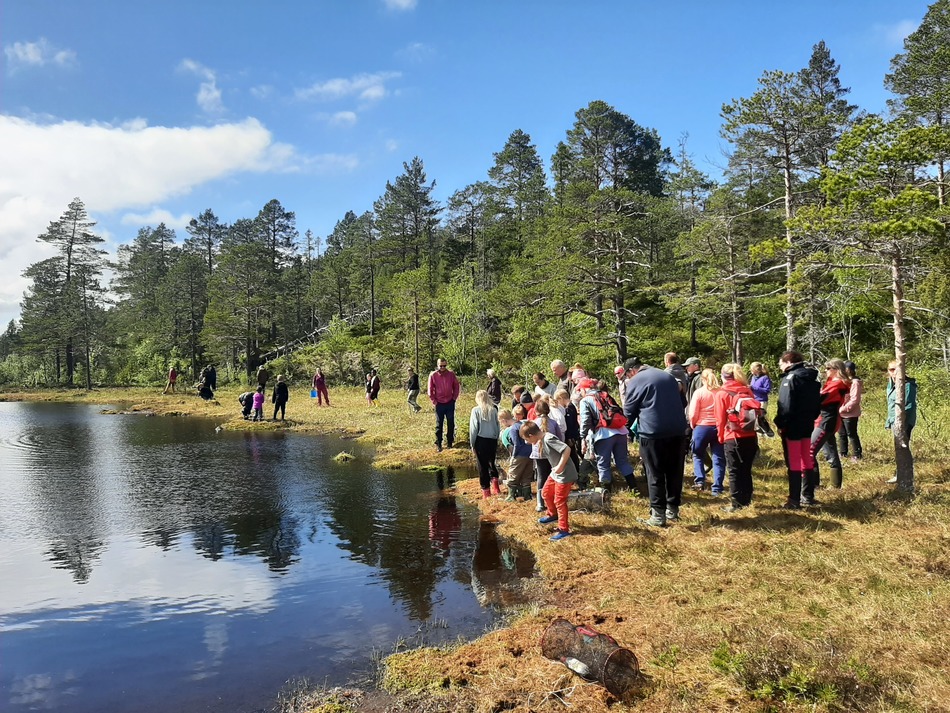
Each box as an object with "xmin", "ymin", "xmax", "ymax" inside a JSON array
[{"xmin": 0, "ymin": 401, "xmax": 533, "ymax": 712}]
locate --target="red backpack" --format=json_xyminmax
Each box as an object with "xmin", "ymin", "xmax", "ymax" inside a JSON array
[
  {"xmin": 726, "ymin": 393, "xmax": 762, "ymax": 433},
  {"xmin": 596, "ymin": 392, "xmax": 628, "ymax": 430}
]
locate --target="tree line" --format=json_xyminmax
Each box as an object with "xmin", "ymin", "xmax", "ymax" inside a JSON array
[{"xmin": 1, "ymin": 2, "xmax": 948, "ymax": 395}]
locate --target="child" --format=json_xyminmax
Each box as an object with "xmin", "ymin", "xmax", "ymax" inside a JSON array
[
  {"xmin": 555, "ymin": 388, "xmax": 583, "ymax": 482},
  {"xmin": 502, "ymin": 404, "xmax": 534, "ymax": 502},
  {"xmin": 749, "ymin": 362, "xmax": 775, "ymax": 437},
  {"xmin": 519, "ymin": 421, "xmax": 578, "ymax": 541},
  {"xmin": 252, "ymin": 386, "xmax": 265, "ymax": 421},
  {"xmin": 532, "ymin": 400, "xmax": 563, "ymax": 512}
]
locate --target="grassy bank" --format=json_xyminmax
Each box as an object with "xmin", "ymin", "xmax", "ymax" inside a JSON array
[{"xmin": 5, "ymin": 384, "xmax": 950, "ymax": 712}]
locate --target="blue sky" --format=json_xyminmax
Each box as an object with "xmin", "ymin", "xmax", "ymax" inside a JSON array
[{"xmin": 0, "ymin": 0, "xmax": 932, "ymax": 327}]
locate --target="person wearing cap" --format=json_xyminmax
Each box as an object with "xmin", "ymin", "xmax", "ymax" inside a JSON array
[
  {"xmin": 578, "ymin": 378, "xmax": 636, "ymax": 490},
  {"xmin": 837, "ymin": 361, "xmax": 863, "ymax": 462},
  {"xmin": 683, "ymin": 357, "xmax": 703, "ymax": 405},
  {"xmin": 622, "ymin": 357, "xmax": 689, "ymax": 526},
  {"xmin": 271, "ymin": 374, "xmax": 289, "ymax": 420}
]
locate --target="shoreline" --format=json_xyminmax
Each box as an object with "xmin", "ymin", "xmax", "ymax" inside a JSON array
[{"xmin": 5, "ymin": 386, "xmax": 950, "ymax": 712}]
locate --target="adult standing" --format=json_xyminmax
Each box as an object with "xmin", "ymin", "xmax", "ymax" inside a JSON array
[
  {"xmin": 683, "ymin": 357, "xmax": 703, "ymax": 406},
  {"xmin": 774, "ymin": 351, "xmax": 821, "ymax": 509},
  {"xmin": 272, "ymin": 375, "xmax": 289, "ymax": 420},
  {"xmin": 163, "ymin": 364, "xmax": 178, "ymax": 394},
  {"xmin": 813, "ymin": 359, "xmax": 850, "ymax": 489},
  {"xmin": 207, "ymin": 365, "xmax": 217, "ymax": 392},
  {"xmin": 312, "ymin": 367, "xmax": 330, "ymax": 406},
  {"xmin": 428, "ymin": 358, "xmax": 460, "ymax": 452},
  {"xmin": 551, "ymin": 359, "xmax": 572, "ymax": 396},
  {"xmin": 578, "ymin": 378, "xmax": 636, "ymax": 490},
  {"xmin": 664, "ymin": 352, "xmax": 690, "ymax": 407},
  {"xmin": 469, "ymin": 390, "xmax": 501, "ymax": 497},
  {"xmin": 614, "ymin": 366, "xmax": 627, "ymax": 404},
  {"xmin": 405, "ymin": 367, "xmax": 422, "ymax": 413},
  {"xmin": 687, "ymin": 368, "xmax": 726, "ymax": 495},
  {"xmin": 714, "ymin": 364, "xmax": 760, "ymax": 512},
  {"xmin": 837, "ymin": 361, "xmax": 863, "ymax": 461},
  {"xmin": 257, "ymin": 364, "xmax": 270, "ymax": 391},
  {"xmin": 623, "ymin": 357, "xmax": 689, "ymax": 526},
  {"xmin": 884, "ymin": 360, "xmax": 918, "ymax": 484},
  {"xmin": 749, "ymin": 362, "xmax": 775, "ymax": 437},
  {"xmin": 486, "ymin": 369, "xmax": 503, "ymax": 406},
  {"xmin": 366, "ymin": 369, "xmax": 381, "ymax": 407},
  {"xmin": 532, "ymin": 372, "xmax": 556, "ymax": 398}
]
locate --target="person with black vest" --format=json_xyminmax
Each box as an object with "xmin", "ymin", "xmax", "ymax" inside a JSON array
[{"xmin": 774, "ymin": 351, "xmax": 821, "ymax": 508}]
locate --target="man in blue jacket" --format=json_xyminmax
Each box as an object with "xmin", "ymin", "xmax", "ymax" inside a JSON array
[{"xmin": 623, "ymin": 356, "xmax": 688, "ymax": 526}]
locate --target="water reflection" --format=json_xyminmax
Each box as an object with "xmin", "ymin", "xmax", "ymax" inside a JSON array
[
  {"xmin": 0, "ymin": 402, "xmax": 500, "ymax": 713},
  {"xmin": 471, "ymin": 522, "xmax": 537, "ymax": 608}
]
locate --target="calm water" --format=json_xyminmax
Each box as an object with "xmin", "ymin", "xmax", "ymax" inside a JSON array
[{"xmin": 0, "ymin": 402, "xmax": 533, "ymax": 713}]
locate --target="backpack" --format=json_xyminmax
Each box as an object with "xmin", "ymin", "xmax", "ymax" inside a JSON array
[
  {"xmin": 726, "ymin": 394, "xmax": 762, "ymax": 434},
  {"xmin": 596, "ymin": 392, "xmax": 628, "ymax": 430}
]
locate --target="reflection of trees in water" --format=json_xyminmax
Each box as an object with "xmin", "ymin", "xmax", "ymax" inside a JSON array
[
  {"xmin": 20, "ymin": 408, "xmax": 106, "ymax": 583},
  {"xmin": 471, "ymin": 522, "xmax": 536, "ymax": 608},
  {"xmin": 124, "ymin": 429, "xmax": 302, "ymax": 572}
]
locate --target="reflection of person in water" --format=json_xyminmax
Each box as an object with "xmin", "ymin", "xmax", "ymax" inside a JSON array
[
  {"xmin": 470, "ymin": 522, "xmax": 535, "ymax": 608},
  {"xmin": 428, "ymin": 494, "xmax": 461, "ymax": 555}
]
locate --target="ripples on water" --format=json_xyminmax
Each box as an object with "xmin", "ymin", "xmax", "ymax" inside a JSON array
[{"xmin": 0, "ymin": 401, "xmax": 535, "ymax": 713}]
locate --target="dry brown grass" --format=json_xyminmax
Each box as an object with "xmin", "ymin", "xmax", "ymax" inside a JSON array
[{"xmin": 6, "ymin": 384, "xmax": 950, "ymax": 712}]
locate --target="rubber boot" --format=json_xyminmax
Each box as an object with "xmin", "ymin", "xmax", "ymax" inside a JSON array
[
  {"xmin": 520, "ymin": 485, "xmax": 534, "ymax": 501},
  {"xmin": 784, "ymin": 471, "xmax": 802, "ymax": 509},
  {"xmin": 482, "ymin": 488, "xmax": 491, "ymax": 499},
  {"xmin": 801, "ymin": 469, "xmax": 820, "ymax": 506},
  {"xmin": 504, "ymin": 486, "xmax": 518, "ymax": 503},
  {"xmin": 829, "ymin": 466, "xmax": 843, "ymax": 489},
  {"xmin": 490, "ymin": 477, "xmax": 501, "ymax": 495}
]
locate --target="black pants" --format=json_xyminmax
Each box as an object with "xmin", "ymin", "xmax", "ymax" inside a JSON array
[
  {"xmin": 535, "ymin": 458, "xmax": 552, "ymax": 505},
  {"xmin": 639, "ymin": 435, "xmax": 686, "ymax": 513},
  {"xmin": 435, "ymin": 401, "xmax": 456, "ymax": 447},
  {"xmin": 473, "ymin": 437, "xmax": 499, "ymax": 489},
  {"xmin": 273, "ymin": 401, "xmax": 286, "ymax": 420},
  {"xmin": 724, "ymin": 437, "xmax": 758, "ymax": 506},
  {"xmin": 837, "ymin": 417, "xmax": 862, "ymax": 458},
  {"xmin": 811, "ymin": 418, "xmax": 841, "ymax": 485}
]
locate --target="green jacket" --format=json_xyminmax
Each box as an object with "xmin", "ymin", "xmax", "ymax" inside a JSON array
[{"xmin": 885, "ymin": 378, "xmax": 917, "ymax": 430}]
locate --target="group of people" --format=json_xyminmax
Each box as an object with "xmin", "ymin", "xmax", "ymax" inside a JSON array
[
  {"xmin": 236, "ymin": 364, "xmax": 289, "ymax": 421},
  {"xmin": 462, "ymin": 351, "xmax": 920, "ymax": 540}
]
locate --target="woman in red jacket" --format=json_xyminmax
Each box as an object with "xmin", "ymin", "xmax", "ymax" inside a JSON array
[
  {"xmin": 714, "ymin": 363, "xmax": 761, "ymax": 513},
  {"xmin": 811, "ymin": 359, "xmax": 851, "ymax": 489}
]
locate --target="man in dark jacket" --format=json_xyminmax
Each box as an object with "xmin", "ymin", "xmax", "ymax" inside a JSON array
[
  {"xmin": 774, "ymin": 351, "xmax": 821, "ymax": 508},
  {"xmin": 623, "ymin": 356, "xmax": 689, "ymax": 526}
]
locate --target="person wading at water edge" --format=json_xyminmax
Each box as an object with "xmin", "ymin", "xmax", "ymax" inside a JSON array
[{"xmin": 428, "ymin": 358, "xmax": 460, "ymax": 452}]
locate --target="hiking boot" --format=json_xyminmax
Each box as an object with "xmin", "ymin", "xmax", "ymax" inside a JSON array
[
  {"xmin": 801, "ymin": 498, "xmax": 821, "ymax": 507},
  {"xmin": 692, "ymin": 482, "xmax": 705, "ymax": 492},
  {"xmin": 538, "ymin": 515, "xmax": 558, "ymax": 524},
  {"xmin": 781, "ymin": 500, "xmax": 801, "ymax": 510},
  {"xmin": 550, "ymin": 530, "xmax": 572, "ymax": 541},
  {"xmin": 504, "ymin": 487, "xmax": 518, "ymax": 502},
  {"xmin": 665, "ymin": 508, "xmax": 680, "ymax": 522},
  {"xmin": 639, "ymin": 509, "xmax": 667, "ymax": 527}
]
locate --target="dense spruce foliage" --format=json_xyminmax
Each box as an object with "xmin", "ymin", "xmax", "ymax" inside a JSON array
[{"xmin": 2, "ymin": 12, "xmax": 949, "ymax": 392}]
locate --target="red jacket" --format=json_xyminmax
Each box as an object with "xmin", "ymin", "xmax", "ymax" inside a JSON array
[
  {"xmin": 816, "ymin": 377, "xmax": 850, "ymax": 432},
  {"xmin": 714, "ymin": 381, "xmax": 760, "ymax": 443},
  {"xmin": 427, "ymin": 368, "xmax": 460, "ymax": 405}
]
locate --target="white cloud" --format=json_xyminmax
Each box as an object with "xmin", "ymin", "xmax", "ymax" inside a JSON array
[
  {"xmin": 329, "ymin": 111, "xmax": 358, "ymax": 127},
  {"xmin": 295, "ymin": 71, "xmax": 401, "ymax": 102},
  {"xmin": 383, "ymin": 0, "xmax": 417, "ymax": 10},
  {"xmin": 0, "ymin": 115, "xmax": 283, "ymax": 323},
  {"xmin": 385, "ymin": 139, "xmax": 399, "ymax": 152},
  {"xmin": 250, "ymin": 84, "xmax": 274, "ymax": 100},
  {"xmin": 120, "ymin": 208, "xmax": 194, "ymax": 230},
  {"xmin": 178, "ymin": 59, "xmax": 224, "ymax": 113},
  {"xmin": 396, "ymin": 42, "xmax": 434, "ymax": 63},
  {"xmin": 873, "ymin": 19, "xmax": 918, "ymax": 48},
  {"xmin": 4, "ymin": 38, "xmax": 77, "ymax": 72}
]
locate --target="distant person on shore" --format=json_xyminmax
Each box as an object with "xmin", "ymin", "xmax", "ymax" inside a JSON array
[
  {"xmin": 207, "ymin": 365, "xmax": 217, "ymax": 391},
  {"xmin": 774, "ymin": 351, "xmax": 821, "ymax": 509},
  {"xmin": 257, "ymin": 364, "xmax": 270, "ymax": 390},
  {"xmin": 428, "ymin": 358, "xmax": 460, "ymax": 452},
  {"xmin": 623, "ymin": 356, "xmax": 689, "ymax": 526},
  {"xmin": 197, "ymin": 378, "xmax": 214, "ymax": 400},
  {"xmin": 520, "ymin": 420, "xmax": 577, "ymax": 542},
  {"xmin": 312, "ymin": 367, "xmax": 330, "ymax": 406},
  {"xmin": 366, "ymin": 369, "xmax": 381, "ymax": 407},
  {"xmin": 885, "ymin": 360, "xmax": 918, "ymax": 484},
  {"xmin": 469, "ymin": 390, "xmax": 501, "ymax": 498},
  {"xmin": 252, "ymin": 386, "xmax": 265, "ymax": 421},
  {"xmin": 405, "ymin": 367, "xmax": 422, "ymax": 413},
  {"xmin": 272, "ymin": 375, "xmax": 289, "ymax": 420},
  {"xmin": 163, "ymin": 365, "xmax": 178, "ymax": 394},
  {"xmin": 486, "ymin": 368, "xmax": 503, "ymax": 406},
  {"xmin": 837, "ymin": 361, "xmax": 863, "ymax": 462},
  {"xmin": 238, "ymin": 391, "xmax": 254, "ymax": 419}
]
